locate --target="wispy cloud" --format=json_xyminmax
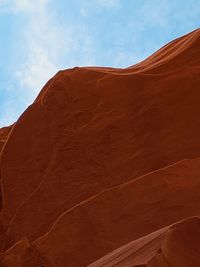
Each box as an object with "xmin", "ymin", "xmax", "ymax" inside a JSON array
[
  {"xmin": 12, "ymin": 0, "xmax": 48, "ymax": 13},
  {"xmin": 14, "ymin": 0, "xmax": 62, "ymax": 97},
  {"xmin": 0, "ymin": 0, "xmax": 96, "ymax": 126}
]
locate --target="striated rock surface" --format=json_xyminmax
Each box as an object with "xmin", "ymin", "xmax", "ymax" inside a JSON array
[
  {"xmin": 0, "ymin": 29, "xmax": 200, "ymax": 266},
  {"xmin": 88, "ymin": 217, "xmax": 200, "ymax": 267}
]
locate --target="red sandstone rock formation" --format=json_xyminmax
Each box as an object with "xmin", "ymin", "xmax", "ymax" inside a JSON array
[{"xmin": 0, "ymin": 29, "xmax": 200, "ymax": 266}]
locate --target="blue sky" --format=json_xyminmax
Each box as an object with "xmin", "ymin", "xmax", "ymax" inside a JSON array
[{"xmin": 0, "ymin": 0, "xmax": 200, "ymax": 126}]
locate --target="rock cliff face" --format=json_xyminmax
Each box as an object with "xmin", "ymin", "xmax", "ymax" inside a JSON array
[{"xmin": 0, "ymin": 29, "xmax": 200, "ymax": 266}]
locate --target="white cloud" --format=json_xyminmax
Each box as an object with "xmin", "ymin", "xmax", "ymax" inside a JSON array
[
  {"xmin": 3, "ymin": 0, "xmax": 95, "ymax": 97},
  {"xmin": 14, "ymin": 0, "xmax": 62, "ymax": 97},
  {"xmin": 12, "ymin": 0, "xmax": 48, "ymax": 13},
  {"xmin": 0, "ymin": 0, "xmax": 96, "ymax": 127},
  {"xmin": 0, "ymin": 0, "xmax": 60, "ymax": 98},
  {"xmin": 0, "ymin": 0, "xmax": 47, "ymax": 13}
]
